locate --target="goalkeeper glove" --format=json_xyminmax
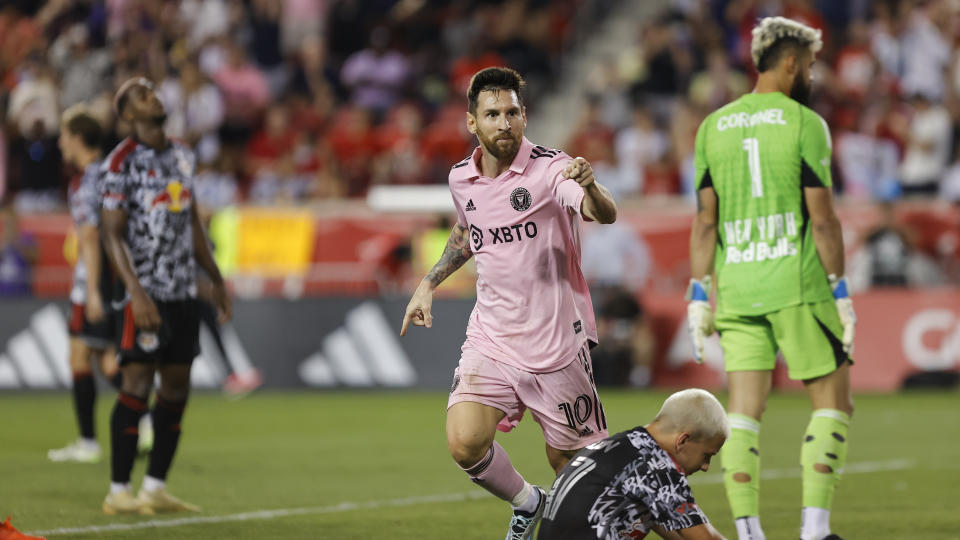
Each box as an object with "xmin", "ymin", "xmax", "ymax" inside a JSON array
[
  {"xmin": 685, "ymin": 276, "xmax": 715, "ymax": 364},
  {"xmin": 829, "ymin": 274, "xmax": 856, "ymax": 356}
]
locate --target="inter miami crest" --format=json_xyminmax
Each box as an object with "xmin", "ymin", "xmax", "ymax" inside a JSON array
[{"xmin": 510, "ymin": 187, "xmax": 532, "ymax": 211}]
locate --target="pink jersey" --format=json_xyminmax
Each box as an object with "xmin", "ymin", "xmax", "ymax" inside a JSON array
[{"xmin": 449, "ymin": 137, "xmax": 598, "ymax": 373}]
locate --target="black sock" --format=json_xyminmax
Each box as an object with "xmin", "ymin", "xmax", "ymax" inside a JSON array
[
  {"xmin": 111, "ymin": 392, "xmax": 148, "ymax": 483},
  {"xmin": 108, "ymin": 371, "xmax": 123, "ymax": 391},
  {"xmin": 147, "ymin": 396, "xmax": 186, "ymax": 481},
  {"xmin": 72, "ymin": 371, "xmax": 96, "ymax": 440}
]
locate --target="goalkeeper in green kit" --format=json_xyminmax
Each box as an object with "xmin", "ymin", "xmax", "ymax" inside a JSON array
[{"xmin": 686, "ymin": 17, "xmax": 856, "ymax": 540}]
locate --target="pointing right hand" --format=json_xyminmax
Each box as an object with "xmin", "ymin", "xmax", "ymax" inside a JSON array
[{"xmin": 400, "ymin": 285, "xmax": 434, "ymax": 336}]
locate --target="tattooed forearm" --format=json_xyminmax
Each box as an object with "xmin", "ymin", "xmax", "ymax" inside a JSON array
[{"xmin": 424, "ymin": 224, "xmax": 473, "ymax": 288}]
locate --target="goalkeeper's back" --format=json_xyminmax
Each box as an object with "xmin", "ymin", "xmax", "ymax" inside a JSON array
[{"xmin": 693, "ymin": 91, "xmax": 834, "ymax": 316}]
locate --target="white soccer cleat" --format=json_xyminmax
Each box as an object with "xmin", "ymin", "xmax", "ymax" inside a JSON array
[
  {"xmin": 47, "ymin": 440, "xmax": 101, "ymax": 463},
  {"xmin": 505, "ymin": 486, "xmax": 545, "ymax": 540},
  {"xmin": 136, "ymin": 488, "xmax": 201, "ymax": 513},
  {"xmin": 103, "ymin": 489, "xmax": 149, "ymax": 515}
]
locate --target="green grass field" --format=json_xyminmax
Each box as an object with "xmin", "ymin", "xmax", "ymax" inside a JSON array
[{"xmin": 1, "ymin": 390, "xmax": 959, "ymax": 539}]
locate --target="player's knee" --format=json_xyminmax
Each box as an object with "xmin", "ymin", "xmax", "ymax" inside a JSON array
[
  {"xmin": 447, "ymin": 432, "xmax": 491, "ymax": 469},
  {"xmin": 121, "ymin": 370, "xmax": 153, "ymax": 396}
]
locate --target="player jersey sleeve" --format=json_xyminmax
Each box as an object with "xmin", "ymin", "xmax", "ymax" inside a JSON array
[
  {"xmin": 100, "ymin": 160, "xmax": 131, "ymax": 212},
  {"xmin": 799, "ymin": 108, "xmax": 833, "ymax": 188},
  {"xmin": 547, "ymin": 153, "xmax": 586, "ymax": 216},
  {"xmin": 694, "ymin": 118, "xmax": 713, "ymax": 190},
  {"xmin": 625, "ymin": 466, "xmax": 708, "ymax": 531},
  {"xmin": 73, "ymin": 170, "xmax": 101, "ymax": 226}
]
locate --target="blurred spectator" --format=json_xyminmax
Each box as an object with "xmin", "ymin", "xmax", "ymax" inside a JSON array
[
  {"xmin": 614, "ymin": 103, "xmax": 668, "ymax": 197},
  {"xmin": 899, "ymin": 93, "xmax": 952, "ymax": 197},
  {"xmin": 326, "ymin": 107, "xmax": 376, "ymax": 196},
  {"xmin": 213, "ymin": 41, "xmax": 271, "ymax": 142},
  {"xmin": 289, "ymin": 34, "xmax": 340, "ymax": 101},
  {"xmin": 159, "ymin": 59, "xmax": 225, "ymax": 164},
  {"xmin": 589, "ymin": 287, "xmax": 655, "ymax": 388},
  {"xmin": 834, "ymin": 20, "xmax": 875, "ymax": 100},
  {"xmin": 941, "ymin": 142, "xmax": 960, "ymax": 203},
  {"xmin": 340, "ymin": 26, "xmax": 410, "ymax": 119},
  {"xmin": 849, "ymin": 202, "xmax": 946, "ymax": 290},
  {"xmin": 873, "ymin": 1, "xmax": 951, "ymax": 102},
  {"xmin": 281, "ymin": 0, "xmax": 327, "ymax": 56},
  {"xmin": 48, "ymin": 24, "xmax": 112, "ymax": 110},
  {"xmin": 179, "ymin": 0, "xmax": 231, "ymax": 49},
  {"xmin": 835, "ymin": 108, "xmax": 900, "ymax": 199},
  {"xmin": 0, "ymin": 203, "xmax": 36, "ymax": 296},
  {"xmin": 687, "ymin": 47, "xmax": 749, "ymax": 111},
  {"xmin": 246, "ymin": 102, "xmax": 299, "ymax": 176},
  {"xmin": 581, "ymin": 221, "xmax": 652, "ymax": 293},
  {"xmin": 372, "ymin": 102, "xmax": 427, "ymax": 186},
  {"xmin": 193, "ymin": 153, "xmax": 240, "ymax": 212},
  {"xmin": 249, "ymin": 0, "xmax": 288, "ymax": 98}
]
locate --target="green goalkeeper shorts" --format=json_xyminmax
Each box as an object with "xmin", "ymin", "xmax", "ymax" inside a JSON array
[{"xmin": 714, "ymin": 300, "xmax": 852, "ymax": 381}]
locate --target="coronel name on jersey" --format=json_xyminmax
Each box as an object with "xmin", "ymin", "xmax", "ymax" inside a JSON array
[
  {"xmin": 724, "ymin": 211, "xmax": 799, "ymax": 264},
  {"xmin": 716, "ymin": 108, "xmax": 787, "ymax": 131}
]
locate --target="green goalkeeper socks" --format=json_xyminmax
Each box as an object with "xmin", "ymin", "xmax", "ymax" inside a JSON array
[
  {"xmin": 801, "ymin": 409, "xmax": 850, "ymax": 510},
  {"xmin": 722, "ymin": 413, "xmax": 762, "ymax": 518}
]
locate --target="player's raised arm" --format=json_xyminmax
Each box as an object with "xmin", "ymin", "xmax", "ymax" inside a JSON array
[
  {"xmin": 400, "ymin": 222, "xmax": 473, "ymax": 336},
  {"xmin": 563, "ymin": 157, "xmax": 617, "ymax": 223}
]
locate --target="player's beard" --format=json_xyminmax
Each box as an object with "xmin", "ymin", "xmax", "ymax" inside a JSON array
[
  {"xmin": 789, "ymin": 72, "xmax": 812, "ymax": 106},
  {"xmin": 151, "ymin": 111, "xmax": 168, "ymax": 127},
  {"xmin": 477, "ymin": 127, "xmax": 521, "ymax": 162}
]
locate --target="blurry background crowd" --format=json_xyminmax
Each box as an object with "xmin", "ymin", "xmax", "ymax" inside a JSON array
[
  {"xmin": 2, "ymin": 0, "xmax": 960, "ymax": 209},
  {"xmin": 1, "ymin": 0, "xmax": 960, "ymax": 387}
]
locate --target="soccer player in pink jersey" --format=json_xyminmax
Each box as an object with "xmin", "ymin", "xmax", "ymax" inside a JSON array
[{"xmin": 401, "ymin": 67, "xmax": 618, "ymax": 540}]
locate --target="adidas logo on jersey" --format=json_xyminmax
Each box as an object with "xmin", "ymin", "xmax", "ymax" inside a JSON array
[{"xmin": 465, "ymin": 199, "xmax": 477, "ymax": 211}]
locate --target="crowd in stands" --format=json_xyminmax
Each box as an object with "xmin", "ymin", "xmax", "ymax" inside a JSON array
[
  {"xmin": 576, "ymin": 0, "xmax": 960, "ymax": 202},
  {"xmin": 2, "ymin": 0, "xmax": 959, "ymax": 209},
  {"xmin": 0, "ymin": 0, "xmax": 591, "ymax": 210}
]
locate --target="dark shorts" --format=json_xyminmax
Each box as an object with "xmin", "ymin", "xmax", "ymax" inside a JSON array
[
  {"xmin": 116, "ymin": 298, "xmax": 201, "ymax": 365},
  {"xmin": 68, "ymin": 302, "xmax": 117, "ymax": 349}
]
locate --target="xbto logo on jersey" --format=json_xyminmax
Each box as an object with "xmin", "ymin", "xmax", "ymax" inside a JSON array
[
  {"xmin": 469, "ymin": 222, "xmax": 539, "ymax": 249},
  {"xmin": 510, "ymin": 187, "xmax": 532, "ymax": 211},
  {"xmin": 490, "ymin": 222, "xmax": 538, "ymax": 244}
]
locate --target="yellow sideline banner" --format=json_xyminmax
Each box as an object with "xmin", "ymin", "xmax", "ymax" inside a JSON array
[{"xmin": 234, "ymin": 208, "xmax": 315, "ymax": 276}]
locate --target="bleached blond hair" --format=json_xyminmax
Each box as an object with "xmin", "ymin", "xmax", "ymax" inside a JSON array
[
  {"xmin": 652, "ymin": 388, "xmax": 730, "ymax": 441},
  {"xmin": 751, "ymin": 16, "xmax": 823, "ymax": 72}
]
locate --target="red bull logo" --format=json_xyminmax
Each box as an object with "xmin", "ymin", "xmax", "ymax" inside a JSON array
[{"xmin": 150, "ymin": 181, "xmax": 191, "ymax": 213}]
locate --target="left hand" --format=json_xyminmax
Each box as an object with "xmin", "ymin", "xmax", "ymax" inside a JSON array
[
  {"xmin": 212, "ymin": 280, "xmax": 232, "ymax": 324},
  {"xmin": 829, "ymin": 275, "xmax": 856, "ymax": 355},
  {"xmin": 561, "ymin": 156, "xmax": 595, "ymax": 188}
]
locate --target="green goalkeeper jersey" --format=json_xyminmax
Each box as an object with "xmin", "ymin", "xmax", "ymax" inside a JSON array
[{"xmin": 694, "ymin": 91, "xmax": 833, "ymax": 315}]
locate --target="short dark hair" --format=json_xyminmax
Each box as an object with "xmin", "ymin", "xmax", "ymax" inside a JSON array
[
  {"xmin": 756, "ymin": 36, "xmax": 807, "ymax": 73},
  {"xmin": 467, "ymin": 67, "xmax": 525, "ymax": 116},
  {"xmin": 64, "ymin": 112, "xmax": 103, "ymax": 150}
]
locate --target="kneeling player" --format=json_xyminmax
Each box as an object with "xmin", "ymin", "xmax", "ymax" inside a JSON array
[{"xmin": 538, "ymin": 389, "xmax": 729, "ymax": 540}]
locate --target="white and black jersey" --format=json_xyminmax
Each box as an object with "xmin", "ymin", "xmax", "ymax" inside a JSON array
[
  {"xmin": 69, "ymin": 160, "xmax": 111, "ymax": 305},
  {"xmin": 539, "ymin": 427, "xmax": 708, "ymax": 540},
  {"xmin": 99, "ymin": 137, "xmax": 197, "ymax": 301}
]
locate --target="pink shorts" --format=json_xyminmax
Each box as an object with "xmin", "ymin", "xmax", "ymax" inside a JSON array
[{"xmin": 447, "ymin": 342, "xmax": 609, "ymax": 451}]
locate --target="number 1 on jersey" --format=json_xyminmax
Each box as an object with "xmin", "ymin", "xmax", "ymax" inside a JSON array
[{"xmin": 742, "ymin": 137, "xmax": 763, "ymax": 198}]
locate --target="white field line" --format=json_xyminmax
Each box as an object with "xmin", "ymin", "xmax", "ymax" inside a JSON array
[{"xmin": 30, "ymin": 459, "xmax": 915, "ymax": 537}]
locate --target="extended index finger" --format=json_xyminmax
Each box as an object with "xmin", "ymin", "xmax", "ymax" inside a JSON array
[{"xmin": 400, "ymin": 311, "xmax": 413, "ymax": 336}]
